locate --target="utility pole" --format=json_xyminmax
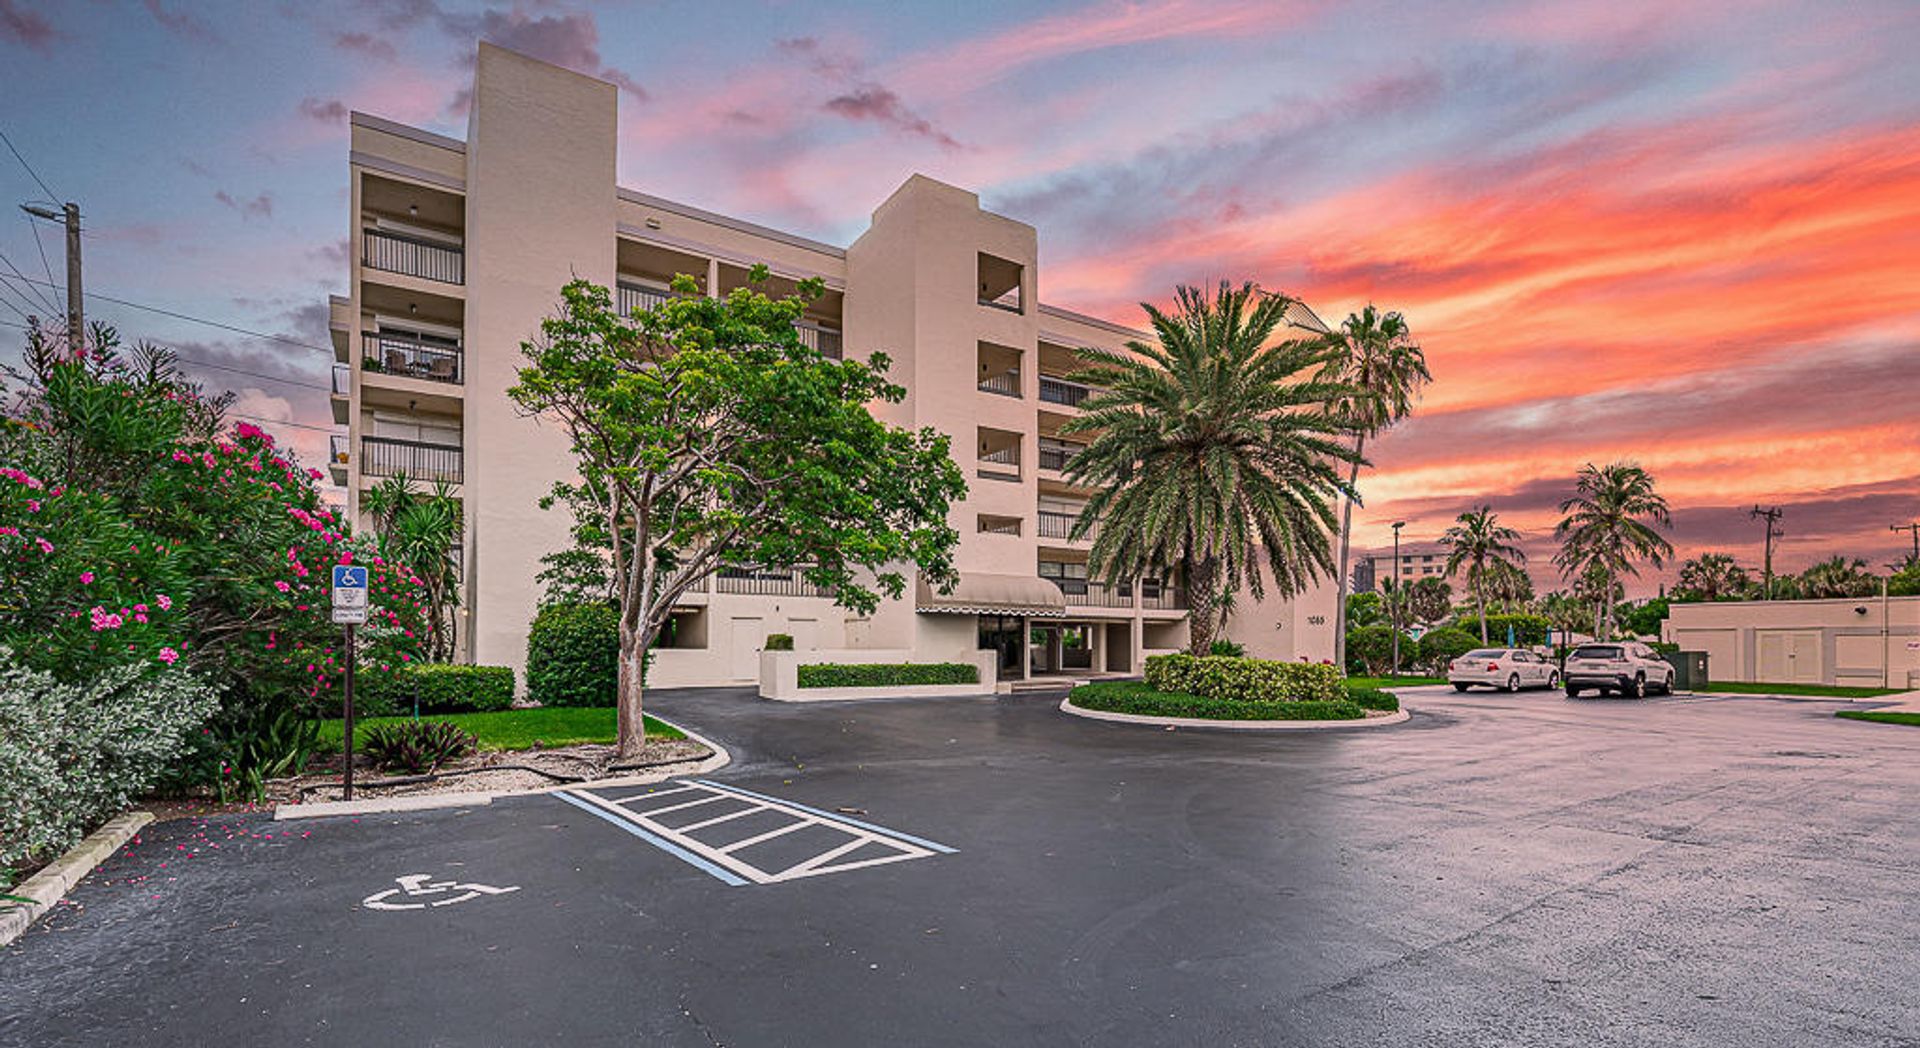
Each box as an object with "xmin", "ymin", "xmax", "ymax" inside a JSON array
[
  {"xmin": 1892, "ymin": 522, "xmax": 1920, "ymax": 568},
  {"xmin": 19, "ymin": 202, "xmax": 81, "ymax": 350},
  {"xmin": 1390, "ymin": 521, "xmax": 1405, "ymax": 677},
  {"xmin": 1751, "ymin": 506, "xmax": 1782, "ymax": 599}
]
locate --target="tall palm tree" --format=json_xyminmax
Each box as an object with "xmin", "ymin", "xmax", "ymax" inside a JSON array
[
  {"xmin": 1062, "ymin": 281, "xmax": 1358, "ymax": 656},
  {"xmin": 1795, "ymin": 556, "xmax": 1878, "ymax": 599},
  {"xmin": 1440, "ymin": 505, "xmax": 1527, "ymax": 643},
  {"xmin": 363, "ymin": 472, "xmax": 464, "ymax": 661},
  {"xmin": 1673, "ymin": 552, "xmax": 1751, "ymax": 601},
  {"xmin": 1316, "ymin": 306, "xmax": 1430, "ymax": 672},
  {"xmin": 1553, "ymin": 462, "xmax": 1673, "ymax": 639}
]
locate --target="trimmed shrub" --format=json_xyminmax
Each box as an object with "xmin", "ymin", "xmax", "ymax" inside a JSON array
[
  {"xmin": 1346, "ymin": 624, "xmax": 1413, "ymax": 676},
  {"xmin": 1346, "ymin": 685, "xmax": 1399, "ymax": 712},
  {"xmin": 361, "ymin": 720, "xmax": 477, "ymax": 774},
  {"xmin": 1417, "ymin": 628, "xmax": 1479, "ymax": 673},
  {"xmin": 1208, "ymin": 638, "xmax": 1246, "ymax": 658},
  {"xmin": 797, "ymin": 662, "xmax": 979, "ymax": 689},
  {"xmin": 363, "ymin": 664, "xmax": 514, "ymax": 715},
  {"xmin": 1070, "ymin": 681, "xmax": 1362, "ymax": 721},
  {"xmin": 0, "ymin": 655, "xmax": 219, "ymax": 872},
  {"xmin": 1143, "ymin": 654, "xmax": 1345, "ymax": 704},
  {"xmin": 527, "ymin": 603, "xmax": 619, "ymax": 707},
  {"xmin": 764, "ymin": 633, "xmax": 795, "ymax": 651},
  {"xmin": 1448, "ymin": 613, "xmax": 1551, "ymax": 647}
]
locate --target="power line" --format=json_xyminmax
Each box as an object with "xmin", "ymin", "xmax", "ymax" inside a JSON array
[
  {"xmin": 0, "ymin": 126, "xmax": 60, "ymax": 204},
  {"xmin": 0, "ymin": 271, "xmax": 333, "ymax": 355},
  {"xmin": 24, "ymin": 212, "xmax": 60, "ymax": 313},
  {"xmin": 0, "ymin": 311, "xmax": 333, "ymax": 392},
  {"xmin": 0, "ymin": 248, "xmax": 58, "ymax": 314}
]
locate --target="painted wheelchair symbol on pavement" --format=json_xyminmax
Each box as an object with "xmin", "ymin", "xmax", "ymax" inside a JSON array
[{"xmin": 362, "ymin": 873, "xmax": 521, "ymax": 911}]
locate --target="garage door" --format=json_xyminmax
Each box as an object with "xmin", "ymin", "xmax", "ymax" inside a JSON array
[{"xmin": 1757, "ymin": 630, "xmax": 1821, "ymax": 683}]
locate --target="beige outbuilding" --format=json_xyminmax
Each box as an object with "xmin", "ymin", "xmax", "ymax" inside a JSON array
[{"xmin": 1664, "ymin": 594, "xmax": 1920, "ymax": 689}]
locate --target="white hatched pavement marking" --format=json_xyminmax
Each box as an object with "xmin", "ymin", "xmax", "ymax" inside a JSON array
[{"xmin": 558, "ymin": 780, "xmax": 953, "ymax": 885}]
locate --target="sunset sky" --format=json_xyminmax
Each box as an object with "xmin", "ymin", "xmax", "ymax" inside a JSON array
[{"xmin": 2, "ymin": 0, "xmax": 1916, "ymax": 596}]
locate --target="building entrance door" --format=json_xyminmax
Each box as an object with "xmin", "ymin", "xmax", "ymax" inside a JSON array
[{"xmin": 978, "ymin": 615, "xmax": 1025, "ymax": 680}]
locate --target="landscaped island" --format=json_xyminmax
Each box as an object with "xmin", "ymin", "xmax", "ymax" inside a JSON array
[{"xmin": 1068, "ymin": 654, "xmax": 1400, "ymax": 722}]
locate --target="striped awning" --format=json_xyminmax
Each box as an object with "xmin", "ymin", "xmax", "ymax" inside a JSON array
[{"xmin": 916, "ymin": 572, "xmax": 1066, "ymax": 618}]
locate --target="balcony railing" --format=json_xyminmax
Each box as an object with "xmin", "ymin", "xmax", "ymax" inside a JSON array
[
  {"xmin": 1046, "ymin": 576, "xmax": 1134, "ymax": 608},
  {"xmin": 1039, "ymin": 376, "xmax": 1100, "ymax": 408},
  {"xmin": 1141, "ymin": 583, "xmax": 1188, "ymax": 611},
  {"xmin": 978, "ymin": 443, "xmax": 1021, "ymax": 482},
  {"xmin": 617, "ymin": 283, "xmax": 675, "ymax": 317},
  {"xmin": 1039, "ymin": 438, "xmax": 1087, "ymax": 472},
  {"xmin": 979, "ymin": 287, "xmax": 1022, "ymax": 312},
  {"xmin": 1037, "ymin": 510, "xmax": 1098, "ymax": 541},
  {"xmin": 977, "ymin": 370, "xmax": 1021, "ymax": 397},
  {"xmin": 714, "ymin": 566, "xmax": 833, "ymax": 597},
  {"xmin": 363, "ymin": 332, "xmax": 463, "ymax": 384},
  {"xmin": 362, "ymin": 228, "xmax": 464, "ymax": 285},
  {"xmin": 796, "ymin": 322, "xmax": 843, "ymax": 360},
  {"xmin": 361, "ymin": 435, "xmax": 463, "ymax": 484}
]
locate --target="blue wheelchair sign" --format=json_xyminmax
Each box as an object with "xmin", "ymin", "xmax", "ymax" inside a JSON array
[{"xmin": 333, "ymin": 565, "xmax": 368, "ymax": 590}]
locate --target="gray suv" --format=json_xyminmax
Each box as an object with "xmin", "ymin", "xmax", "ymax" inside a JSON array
[{"xmin": 1563, "ymin": 642, "xmax": 1675, "ymax": 698}]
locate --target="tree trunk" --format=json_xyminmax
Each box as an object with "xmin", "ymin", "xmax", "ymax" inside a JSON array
[
  {"xmin": 1331, "ymin": 436, "xmax": 1364, "ymax": 672},
  {"xmin": 1478, "ymin": 582, "xmax": 1489, "ymax": 644},
  {"xmin": 615, "ymin": 622, "xmax": 648, "ymax": 760},
  {"xmin": 1185, "ymin": 556, "xmax": 1221, "ymax": 656}
]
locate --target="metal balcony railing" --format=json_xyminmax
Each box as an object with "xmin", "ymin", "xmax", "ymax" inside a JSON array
[
  {"xmin": 978, "ymin": 443, "xmax": 1021, "ymax": 482},
  {"xmin": 362, "ymin": 228, "xmax": 464, "ymax": 285},
  {"xmin": 796, "ymin": 322, "xmax": 843, "ymax": 360},
  {"xmin": 1046, "ymin": 576, "xmax": 1134, "ymax": 608},
  {"xmin": 617, "ymin": 283, "xmax": 675, "ymax": 317},
  {"xmin": 363, "ymin": 332, "xmax": 463, "ymax": 384},
  {"xmin": 1039, "ymin": 376, "xmax": 1100, "ymax": 408},
  {"xmin": 1038, "ymin": 438, "xmax": 1087, "ymax": 472},
  {"xmin": 714, "ymin": 567, "xmax": 833, "ymax": 597},
  {"xmin": 977, "ymin": 370, "xmax": 1021, "ymax": 397},
  {"xmin": 1037, "ymin": 510, "xmax": 1097, "ymax": 541},
  {"xmin": 1141, "ymin": 584, "xmax": 1188, "ymax": 610},
  {"xmin": 361, "ymin": 435, "xmax": 464, "ymax": 484}
]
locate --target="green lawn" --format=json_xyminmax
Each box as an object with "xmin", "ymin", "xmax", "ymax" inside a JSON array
[
  {"xmin": 1345, "ymin": 675, "xmax": 1445, "ymax": 689},
  {"xmin": 1836, "ymin": 710, "xmax": 1920, "ymax": 727},
  {"xmin": 1698, "ymin": 681, "xmax": 1903, "ymax": 699},
  {"xmin": 316, "ymin": 707, "xmax": 684, "ymax": 752}
]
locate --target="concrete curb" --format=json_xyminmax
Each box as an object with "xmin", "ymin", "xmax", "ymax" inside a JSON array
[
  {"xmin": 1, "ymin": 811, "xmax": 152, "ymax": 948},
  {"xmin": 272, "ymin": 711, "xmax": 733, "ymax": 820},
  {"xmin": 1059, "ymin": 697, "xmax": 1411, "ymax": 731}
]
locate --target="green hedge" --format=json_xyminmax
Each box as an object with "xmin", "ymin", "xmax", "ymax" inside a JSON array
[
  {"xmin": 1142, "ymin": 654, "xmax": 1345, "ymax": 703},
  {"xmin": 357, "ymin": 663, "xmax": 515, "ymax": 715},
  {"xmin": 764, "ymin": 633, "xmax": 795, "ymax": 651},
  {"xmin": 796, "ymin": 662, "xmax": 980, "ymax": 689},
  {"xmin": 526, "ymin": 603, "xmax": 620, "ymax": 707},
  {"xmin": 1345, "ymin": 685, "xmax": 1399, "ymax": 712},
  {"xmin": 1071, "ymin": 681, "xmax": 1362, "ymax": 721}
]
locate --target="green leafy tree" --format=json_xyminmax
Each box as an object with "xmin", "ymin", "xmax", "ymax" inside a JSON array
[
  {"xmin": 1794, "ymin": 556, "xmax": 1879, "ymax": 599},
  {"xmin": 1889, "ymin": 561, "xmax": 1920, "ymax": 597},
  {"xmin": 1061, "ymin": 281, "xmax": 1357, "ymax": 655},
  {"xmin": 1407, "ymin": 576, "xmax": 1453, "ymax": 626},
  {"xmin": 1553, "ymin": 463, "xmax": 1673, "ymax": 640},
  {"xmin": 1440, "ymin": 505, "xmax": 1527, "ymax": 644},
  {"xmin": 1417, "ymin": 627, "xmax": 1478, "ymax": 674},
  {"xmin": 1620, "ymin": 597, "xmax": 1670, "ymax": 638},
  {"xmin": 362, "ymin": 473, "xmax": 462, "ymax": 661},
  {"xmin": 1673, "ymin": 552, "xmax": 1751, "ymax": 602},
  {"xmin": 1536, "ymin": 590, "xmax": 1592, "ymax": 641},
  {"xmin": 509, "ymin": 272, "xmax": 966, "ymax": 757},
  {"xmin": 1315, "ymin": 306, "xmax": 1430, "ymax": 672},
  {"xmin": 1482, "ymin": 559, "xmax": 1535, "ymax": 612},
  {"xmin": 1346, "ymin": 590, "xmax": 1384, "ymax": 628}
]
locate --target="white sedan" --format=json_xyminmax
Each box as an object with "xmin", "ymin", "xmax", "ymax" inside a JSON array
[{"xmin": 1447, "ymin": 648, "xmax": 1560, "ymax": 692}]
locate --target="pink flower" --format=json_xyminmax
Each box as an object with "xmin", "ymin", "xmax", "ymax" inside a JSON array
[
  {"xmin": 157, "ymin": 648, "xmax": 180, "ymax": 665},
  {"xmin": 79, "ymin": 571, "xmax": 95, "ymax": 584},
  {"xmin": 156, "ymin": 594, "xmax": 173, "ymax": 611},
  {"xmin": 135, "ymin": 613, "xmax": 149, "ymax": 623},
  {"xmin": 307, "ymin": 468, "xmax": 324, "ymax": 481},
  {"xmin": 26, "ymin": 500, "xmax": 39, "ymax": 512},
  {"xmin": 35, "ymin": 537, "xmax": 53, "ymax": 555},
  {"xmin": 274, "ymin": 580, "xmax": 292, "ymax": 593}
]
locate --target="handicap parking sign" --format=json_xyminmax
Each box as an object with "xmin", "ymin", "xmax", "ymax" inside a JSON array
[{"xmin": 332, "ymin": 564, "xmax": 369, "ymax": 624}]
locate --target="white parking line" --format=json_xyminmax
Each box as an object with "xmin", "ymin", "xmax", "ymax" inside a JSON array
[{"xmin": 556, "ymin": 780, "xmax": 955, "ymax": 886}]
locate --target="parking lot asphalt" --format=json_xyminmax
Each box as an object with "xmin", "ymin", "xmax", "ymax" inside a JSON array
[{"xmin": 4, "ymin": 685, "xmax": 1918, "ymax": 1047}]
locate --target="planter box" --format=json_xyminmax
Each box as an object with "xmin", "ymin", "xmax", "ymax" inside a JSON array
[{"xmin": 760, "ymin": 649, "xmax": 998, "ymax": 702}]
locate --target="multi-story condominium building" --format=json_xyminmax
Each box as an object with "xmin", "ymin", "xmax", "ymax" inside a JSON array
[
  {"xmin": 1353, "ymin": 543, "xmax": 1449, "ymax": 593},
  {"xmin": 327, "ymin": 44, "xmax": 1335, "ymax": 688}
]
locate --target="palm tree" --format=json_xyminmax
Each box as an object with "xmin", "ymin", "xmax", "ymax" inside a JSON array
[
  {"xmin": 1316, "ymin": 306, "xmax": 1430, "ymax": 673},
  {"xmin": 1062, "ymin": 281, "xmax": 1358, "ymax": 656},
  {"xmin": 363, "ymin": 472, "xmax": 464, "ymax": 661},
  {"xmin": 1483, "ymin": 560, "xmax": 1535, "ymax": 613},
  {"xmin": 1440, "ymin": 506, "xmax": 1527, "ymax": 643},
  {"xmin": 1673, "ymin": 552, "xmax": 1751, "ymax": 602},
  {"xmin": 1553, "ymin": 463, "xmax": 1673, "ymax": 639},
  {"xmin": 1795, "ymin": 556, "xmax": 1878, "ymax": 599}
]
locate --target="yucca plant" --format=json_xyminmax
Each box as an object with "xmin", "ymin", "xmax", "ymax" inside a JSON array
[{"xmin": 360, "ymin": 720, "xmax": 477, "ymax": 775}]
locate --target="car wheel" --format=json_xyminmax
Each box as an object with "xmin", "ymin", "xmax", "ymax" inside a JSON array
[
  {"xmin": 1630, "ymin": 674, "xmax": 1647, "ymax": 699},
  {"xmin": 1504, "ymin": 673, "xmax": 1520, "ymax": 693},
  {"xmin": 1565, "ymin": 685, "xmax": 1582, "ymax": 698},
  {"xmin": 1548, "ymin": 671, "xmax": 1561, "ymax": 690},
  {"xmin": 1452, "ymin": 682, "xmax": 1470, "ymax": 692}
]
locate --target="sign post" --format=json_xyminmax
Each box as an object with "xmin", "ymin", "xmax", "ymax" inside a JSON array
[{"xmin": 332, "ymin": 565, "xmax": 369, "ymax": 800}]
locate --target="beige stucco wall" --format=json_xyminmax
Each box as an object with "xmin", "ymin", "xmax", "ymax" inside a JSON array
[{"xmin": 1665, "ymin": 595, "xmax": 1919, "ymax": 687}]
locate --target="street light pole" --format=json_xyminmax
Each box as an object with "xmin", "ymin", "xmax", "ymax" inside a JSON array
[
  {"xmin": 1892, "ymin": 522, "xmax": 1919, "ymax": 568},
  {"xmin": 19, "ymin": 202, "xmax": 81, "ymax": 350},
  {"xmin": 1390, "ymin": 521, "xmax": 1405, "ymax": 677}
]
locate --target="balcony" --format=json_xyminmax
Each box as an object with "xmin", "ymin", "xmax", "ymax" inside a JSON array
[
  {"xmin": 1037, "ymin": 509, "xmax": 1098, "ymax": 541},
  {"xmin": 1046, "ymin": 576, "xmax": 1134, "ymax": 608},
  {"xmin": 795, "ymin": 321, "xmax": 843, "ymax": 360},
  {"xmin": 977, "ymin": 252, "xmax": 1025, "ymax": 314},
  {"xmin": 714, "ymin": 566, "xmax": 833, "ymax": 597},
  {"xmin": 363, "ymin": 332, "xmax": 463, "ymax": 384},
  {"xmin": 1038, "ymin": 437, "xmax": 1087, "ymax": 472},
  {"xmin": 362, "ymin": 228, "xmax": 464, "ymax": 285},
  {"xmin": 1039, "ymin": 376, "xmax": 1100, "ymax": 408},
  {"xmin": 978, "ymin": 445, "xmax": 1021, "ymax": 482},
  {"xmin": 617, "ymin": 282, "xmax": 675, "ymax": 317},
  {"xmin": 977, "ymin": 369, "xmax": 1020, "ymax": 397},
  {"xmin": 1141, "ymin": 582, "xmax": 1188, "ymax": 611},
  {"xmin": 361, "ymin": 435, "xmax": 463, "ymax": 484}
]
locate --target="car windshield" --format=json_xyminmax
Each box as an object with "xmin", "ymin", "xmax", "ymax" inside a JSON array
[
  {"xmin": 1463, "ymin": 649, "xmax": 1505, "ymax": 659},
  {"xmin": 1572, "ymin": 645, "xmax": 1622, "ymax": 660}
]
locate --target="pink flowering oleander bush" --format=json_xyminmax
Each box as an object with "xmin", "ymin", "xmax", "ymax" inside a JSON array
[{"xmin": 0, "ymin": 328, "xmax": 433, "ymax": 799}]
